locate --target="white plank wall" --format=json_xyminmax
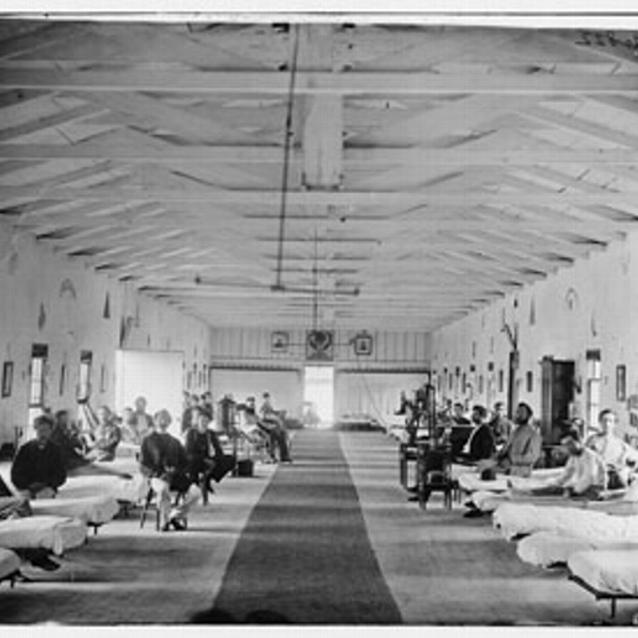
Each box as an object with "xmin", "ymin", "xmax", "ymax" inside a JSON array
[{"xmin": 210, "ymin": 327, "xmax": 429, "ymax": 365}]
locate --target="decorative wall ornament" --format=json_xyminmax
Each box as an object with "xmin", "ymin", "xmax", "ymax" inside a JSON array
[
  {"xmin": 590, "ymin": 311, "xmax": 598, "ymax": 338},
  {"xmin": 306, "ymin": 330, "xmax": 334, "ymax": 361},
  {"xmin": 100, "ymin": 364, "xmax": 107, "ymax": 393},
  {"xmin": 353, "ymin": 331, "xmax": 373, "ymax": 356},
  {"xmin": 529, "ymin": 297, "xmax": 536, "ymax": 325},
  {"xmin": 565, "ymin": 287, "xmax": 579, "ymax": 311},
  {"xmin": 37, "ymin": 302, "xmax": 46, "ymax": 331},
  {"xmin": 7, "ymin": 251, "xmax": 18, "ymax": 275},
  {"xmin": 59, "ymin": 363, "xmax": 66, "ymax": 396},
  {"xmin": 271, "ymin": 331, "xmax": 290, "ymax": 354},
  {"xmin": 59, "ymin": 278, "xmax": 77, "ymax": 299}
]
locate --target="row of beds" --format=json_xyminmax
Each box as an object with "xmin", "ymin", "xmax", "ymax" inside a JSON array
[
  {"xmin": 0, "ymin": 442, "xmax": 144, "ymax": 588},
  {"xmin": 456, "ymin": 467, "xmax": 638, "ymax": 620}
]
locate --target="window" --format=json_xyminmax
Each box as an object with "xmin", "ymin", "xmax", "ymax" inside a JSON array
[
  {"xmin": 2, "ymin": 361, "xmax": 13, "ymax": 398},
  {"xmin": 616, "ymin": 365, "xmax": 627, "ymax": 402},
  {"xmin": 29, "ymin": 344, "xmax": 48, "ymax": 407},
  {"xmin": 526, "ymin": 371, "xmax": 533, "ymax": 392},
  {"xmin": 498, "ymin": 369, "xmax": 504, "ymax": 393},
  {"xmin": 78, "ymin": 350, "xmax": 93, "ymax": 403},
  {"xmin": 586, "ymin": 350, "xmax": 602, "ymax": 435}
]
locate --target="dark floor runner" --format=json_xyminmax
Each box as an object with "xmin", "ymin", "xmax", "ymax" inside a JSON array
[{"xmin": 203, "ymin": 429, "xmax": 402, "ymax": 624}]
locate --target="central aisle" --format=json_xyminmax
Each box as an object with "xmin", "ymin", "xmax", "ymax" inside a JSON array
[{"xmin": 208, "ymin": 429, "xmax": 402, "ymax": 624}]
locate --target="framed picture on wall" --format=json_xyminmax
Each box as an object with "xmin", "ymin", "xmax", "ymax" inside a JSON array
[
  {"xmin": 1, "ymin": 361, "xmax": 13, "ymax": 398},
  {"xmin": 616, "ymin": 365, "xmax": 627, "ymax": 402},
  {"xmin": 353, "ymin": 331, "xmax": 373, "ymax": 356},
  {"xmin": 271, "ymin": 331, "xmax": 289, "ymax": 354}
]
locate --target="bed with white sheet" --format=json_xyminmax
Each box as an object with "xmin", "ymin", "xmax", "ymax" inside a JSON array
[
  {"xmin": 493, "ymin": 502, "xmax": 638, "ymax": 541},
  {"xmin": 0, "ymin": 515, "xmax": 87, "ymax": 556},
  {"xmin": 30, "ymin": 495, "xmax": 120, "ymax": 532},
  {"xmin": 516, "ymin": 531, "xmax": 638, "ymax": 568},
  {"xmin": 568, "ymin": 548, "xmax": 638, "ymax": 618},
  {"xmin": 0, "ymin": 547, "xmax": 21, "ymax": 585},
  {"xmin": 457, "ymin": 467, "xmax": 563, "ymax": 494}
]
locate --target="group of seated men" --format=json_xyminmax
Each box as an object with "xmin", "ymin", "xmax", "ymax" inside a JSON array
[
  {"xmin": 239, "ymin": 393, "xmax": 292, "ymax": 464},
  {"xmin": 6, "ymin": 399, "xmax": 237, "ymax": 533},
  {"xmin": 458, "ymin": 406, "xmax": 638, "ymax": 516}
]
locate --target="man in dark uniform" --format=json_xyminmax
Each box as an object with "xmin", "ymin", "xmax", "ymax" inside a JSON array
[
  {"xmin": 184, "ymin": 407, "xmax": 235, "ymax": 503},
  {"xmin": 139, "ymin": 409, "xmax": 196, "ymax": 531},
  {"xmin": 11, "ymin": 414, "xmax": 67, "ymax": 499},
  {"xmin": 258, "ymin": 392, "xmax": 292, "ymax": 463}
]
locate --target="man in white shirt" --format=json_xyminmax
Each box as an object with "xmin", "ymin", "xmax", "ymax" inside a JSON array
[
  {"xmin": 586, "ymin": 409, "xmax": 638, "ymax": 489},
  {"xmin": 529, "ymin": 427, "xmax": 607, "ymax": 499}
]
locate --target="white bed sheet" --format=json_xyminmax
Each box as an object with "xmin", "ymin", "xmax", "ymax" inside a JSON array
[
  {"xmin": 0, "ymin": 515, "xmax": 87, "ymax": 556},
  {"xmin": 517, "ymin": 531, "xmax": 638, "ymax": 568},
  {"xmin": 30, "ymin": 495, "xmax": 120, "ymax": 525},
  {"xmin": 493, "ymin": 502, "xmax": 638, "ymax": 541},
  {"xmin": 0, "ymin": 547, "xmax": 20, "ymax": 579},
  {"xmin": 458, "ymin": 467, "xmax": 563, "ymax": 494},
  {"xmin": 568, "ymin": 549, "xmax": 638, "ymax": 596}
]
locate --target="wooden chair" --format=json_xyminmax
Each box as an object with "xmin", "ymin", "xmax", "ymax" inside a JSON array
[
  {"xmin": 139, "ymin": 486, "xmax": 188, "ymax": 531},
  {"xmin": 399, "ymin": 442, "xmax": 418, "ymax": 491},
  {"xmin": 416, "ymin": 443, "xmax": 454, "ymax": 510}
]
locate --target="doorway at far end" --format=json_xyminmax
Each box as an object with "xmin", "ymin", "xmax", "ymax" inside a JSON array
[{"xmin": 303, "ymin": 366, "xmax": 334, "ymax": 429}]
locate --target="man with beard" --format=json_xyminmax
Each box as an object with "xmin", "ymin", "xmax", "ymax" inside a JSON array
[{"xmin": 494, "ymin": 402, "xmax": 542, "ymax": 477}]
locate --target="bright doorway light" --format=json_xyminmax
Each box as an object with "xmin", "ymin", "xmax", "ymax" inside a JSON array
[{"xmin": 303, "ymin": 366, "xmax": 334, "ymax": 429}]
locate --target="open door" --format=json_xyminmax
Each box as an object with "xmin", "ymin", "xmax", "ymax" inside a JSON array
[
  {"xmin": 115, "ymin": 350, "xmax": 184, "ymax": 435},
  {"xmin": 540, "ymin": 356, "xmax": 575, "ymax": 443}
]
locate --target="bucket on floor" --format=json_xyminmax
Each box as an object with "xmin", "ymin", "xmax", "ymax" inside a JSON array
[{"xmin": 236, "ymin": 458, "xmax": 254, "ymax": 477}]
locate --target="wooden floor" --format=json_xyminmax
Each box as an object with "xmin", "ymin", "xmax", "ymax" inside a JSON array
[
  {"xmin": 341, "ymin": 432, "xmax": 638, "ymax": 626},
  {"xmin": 1, "ymin": 431, "xmax": 637, "ymax": 625}
]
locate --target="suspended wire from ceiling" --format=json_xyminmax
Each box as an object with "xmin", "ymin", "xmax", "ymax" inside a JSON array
[{"xmin": 274, "ymin": 24, "xmax": 300, "ymax": 291}]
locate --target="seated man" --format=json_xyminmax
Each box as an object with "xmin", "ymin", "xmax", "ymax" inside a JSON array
[
  {"xmin": 520, "ymin": 427, "xmax": 607, "ymax": 499},
  {"xmin": 185, "ymin": 407, "xmax": 235, "ymax": 497},
  {"xmin": 456, "ymin": 404, "xmax": 495, "ymax": 463},
  {"xmin": 11, "ymin": 414, "xmax": 67, "ymax": 499},
  {"xmin": 488, "ymin": 401, "xmax": 513, "ymax": 449},
  {"xmin": 84, "ymin": 406, "xmax": 122, "ymax": 462},
  {"xmin": 452, "ymin": 402, "xmax": 471, "ymax": 426},
  {"xmin": 139, "ymin": 409, "xmax": 198, "ymax": 531},
  {"xmin": 122, "ymin": 396, "xmax": 154, "ymax": 444},
  {"xmin": 257, "ymin": 393, "xmax": 292, "ymax": 463},
  {"xmin": 51, "ymin": 409, "xmax": 89, "ymax": 470},
  {"xmin": 586, "ymin": 409, "xmax": 638, "ymax": 489},
  {"xmin": 493, "ymin": 402, "xmax": 542, "ymax": 477}
]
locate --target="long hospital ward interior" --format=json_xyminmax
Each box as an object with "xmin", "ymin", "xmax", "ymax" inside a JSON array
[{"xmin": 2, "ymin": 11, "xmax": 638, "ymax": 627}]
